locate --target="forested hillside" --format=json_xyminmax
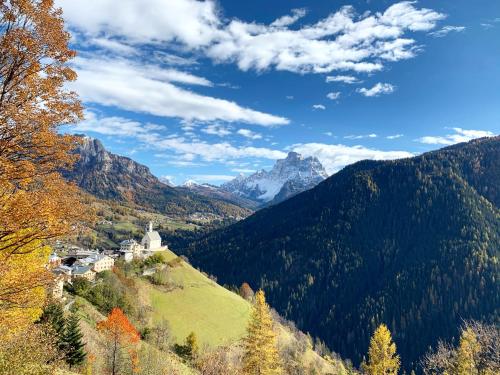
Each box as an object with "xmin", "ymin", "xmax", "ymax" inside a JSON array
[
  {"xmin": 184, "ymin": 136, "xmax": 500, "ymax": 369},
  {"xmin": 64, "ymin": 137, "xmax": 251, "ymax": 220}
]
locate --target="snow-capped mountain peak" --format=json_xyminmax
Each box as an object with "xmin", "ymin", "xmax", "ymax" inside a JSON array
[
  {"xmin": 222, "ymin": 152, "xmax": 328, "ymax": 204},
  {"xmin": 182, "ymin": 179, "xmax": 199, "ymax": 188}
]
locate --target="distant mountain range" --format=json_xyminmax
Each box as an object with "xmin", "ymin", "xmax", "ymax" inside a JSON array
[
  {"xmin": 177, "ymin": 181, "xmax": 260, "ymax": 210},
  {"xmin": 63, "ymin": 137, "xmax": 251, "ymax": 220},
  {"xmin": 183, "ymin": 136, "xmax": 500, "ymax": 370},
  {"xmin": 221, "ymin": 151, "xmax": 329, "ymax": 206}
]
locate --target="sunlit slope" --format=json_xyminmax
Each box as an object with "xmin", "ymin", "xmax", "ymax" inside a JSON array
[{"xmin": 144, "ymin": 249, "xmax": 252, "ymax": 347}]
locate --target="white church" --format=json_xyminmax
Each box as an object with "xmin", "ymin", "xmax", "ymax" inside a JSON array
[{"xmin": 119, "ymin": 221, "xmax": 167, "ymax": 261}]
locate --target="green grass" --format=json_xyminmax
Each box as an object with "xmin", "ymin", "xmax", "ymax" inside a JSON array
[{"xmin": 145, "ymin": 250, "xmax": 251, "ymax": 347}]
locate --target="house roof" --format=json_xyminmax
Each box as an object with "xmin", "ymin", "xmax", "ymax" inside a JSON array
[
  {"xmin": 72, "ymin": 265, "xmax": 92, "ymax": 275},
  {"xmin": 120, "ymin": 239, "xmax": 138, "ymax": 245},
  {"xmin": 142, "ymin": 231, "xmax": 161, "ymax": 243}
]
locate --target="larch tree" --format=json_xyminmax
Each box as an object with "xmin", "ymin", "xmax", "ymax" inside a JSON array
[
  {"xmin": 242, "ymin": 289, "xmax": 282, "ymax": 375},
  {"xmin": 97, "ymin": 307, "xmax": 140, "ymax": 375},
  {"xmin": 456, "ymin": 327, "xmax": 480, "ymax": 375},
  {"xmin": 0, "ymin": 0, "xmax": 88, "ymax": 340},
  {"xmin": 362, "ymin": 324, "xmax": 401, "ymax": 375}
]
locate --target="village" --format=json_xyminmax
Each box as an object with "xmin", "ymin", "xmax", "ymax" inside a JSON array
[{"xmin": 48, "ymin": 221, "xmax": 168, "ymax": 300}]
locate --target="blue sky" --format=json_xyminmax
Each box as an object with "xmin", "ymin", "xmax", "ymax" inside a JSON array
[{"xmin": 57, "ymin": 0, "xmax": 499, "ymax": 185}]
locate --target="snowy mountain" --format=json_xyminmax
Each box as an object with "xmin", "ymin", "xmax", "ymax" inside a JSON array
[
  {"xmin": 222, "ymin": 152, "xmax": 328, "ymax": 205},
  {"xmin": 178, "ymin": 180, "xmax": 259, "ymax": 210}
]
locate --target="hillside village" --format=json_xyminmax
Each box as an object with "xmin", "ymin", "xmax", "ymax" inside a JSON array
[{"xmin": 48, "ymin": 221, "xmax": 168, "ymax": 299}]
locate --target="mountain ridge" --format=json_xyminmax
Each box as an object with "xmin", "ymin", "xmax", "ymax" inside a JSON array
[
  {"xmin": 221, "ymin": 151, "xmax": 329, "ymax": 205},
  {"xmin": 63, "ymin": 136, "xmax": 251, "ymax": 220},
  {"xmin": 182, "ymin": 136, "xmax": 500, "ymax": 370}
]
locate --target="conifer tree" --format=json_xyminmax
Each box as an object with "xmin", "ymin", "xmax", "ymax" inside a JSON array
[
  {"xmin": 63, "ymin": 313, "xmax": 87, "ymax": 368},
  {"xmin": 362, "ymin": 324, "xmax": 400, "ymax": 375},
  {"xmin": 242, "ymin": 290, "xmax": 282, "ymax": 375},
  {"xmin": 456, "ymin": 327, "xmax": 480, "ymax": 375},
  {"xmin": 39, "ymin": 301, "xmax": 66, "ymax": 339}
]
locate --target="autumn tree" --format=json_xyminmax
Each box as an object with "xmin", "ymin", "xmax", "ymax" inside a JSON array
[
  {"xmin": 456, "ymin": 327, "xmax": 480, "ymax": 375},
  {"xmin": 422, "ymin": 321, "xmax": 499, "ymax": 375},
  {"xmin": 0, "ymin": 322, "xmax": 63, "ymax": 374},
  {"xmin": 196, "ymin": 346, "xmax": 238, "ymax": 375},
  {"xmin": 242, "ymin": 290, "xmax": 282, "ymax": 375},
  {"xmin": 174, "ymin": 331, "xmax": 199, "ymax": 362},
  {"xmin": 0, "ymin": 0, "xmax": 88, "ymax": 339},
  {"xmin": 362, "ymin": 324, "xmax": 400, "ymax": 375},
  {"xmin": 239, "ymin": 282, "xmax": 255, "ymax": 301},
  {"xmin": 97, "ymin": 307, "xmax": 140, "ymax": 375}
]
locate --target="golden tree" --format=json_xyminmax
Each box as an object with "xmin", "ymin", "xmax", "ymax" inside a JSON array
[
  {"xmin": 0, "ymin": 0, "xmax": 87, "ymax": 339},
  {"xmin": 362, "ymin": 324, "xmax": 401, "ymax": 375},
  {"xmin": 456, "ymin": 327, "xmax": 480, "ymax": 375},
  {"xmin": 242, "ymin": 290, "xmax": 282, "ymax": 375}
]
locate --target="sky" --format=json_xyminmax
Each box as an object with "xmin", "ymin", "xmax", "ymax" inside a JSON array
[{"xmin": 57, "ymin": 0, "xmax": 500, "ymax": 185}]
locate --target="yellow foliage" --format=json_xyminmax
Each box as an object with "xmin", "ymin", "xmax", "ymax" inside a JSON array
[
  {"xmin": 0, "ymin": 232, "xmax": 52, "ymax": 340},
  {"xmin": 0, "ymin": 0, "xmax": 91, "ymax": 341},
  {"xmin": 362, "ymin": 324, "xmax": 401, "ymax": 375},
  {"xmin": 242, "ymin": 290, "xmax": 282, "ymax": 375},
  {"xmin": 457, "ymin": 327, "xmax": 480, "ymax": 375}
]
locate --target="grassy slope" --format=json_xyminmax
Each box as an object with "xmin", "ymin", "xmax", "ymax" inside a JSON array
[
  {"xmin": 145, "ymin": 249, "xmax": 251, "ymax": 347},
  {"xmin": 142, "ymin": 250, "xmax": 340, "ymax": 373},
  {"xmin": 70, "ymin": 249, "xmax": 340, "ymax": 373},
  {"xmin": 75, "ymin": 295, "xmax": 195, "ymax": 375}
]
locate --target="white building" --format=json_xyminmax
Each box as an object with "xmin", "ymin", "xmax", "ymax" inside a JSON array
[
  {"xmin": 118, "ymin": 222, "xmax": 167, "ymax": 262},
  {"xmin": 141, "ymin": 221, "xmax": 162, "ymax": 251},
  {"xmin": 78, "ymin": 254, "xmax": 114, "ymax": 272}
]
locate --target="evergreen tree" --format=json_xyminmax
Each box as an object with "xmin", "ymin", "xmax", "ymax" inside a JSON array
[
  {"xmin": 362, "ymin": 324, "xmax": 400, "ymax": 375},
  {"xmin": 242, "ymin": 290, "xmax": 282, "ymax": 375},
  {"xmin": 39, "ymin": 301, "xmax": 66, "ymax": 351},
  {"xmin": 63, "ymin": 313, "xmax": 87, "ymax": 368},
  {"xmin": 457, "ymin": 327, "xmax": 480, "ymax": 375}
]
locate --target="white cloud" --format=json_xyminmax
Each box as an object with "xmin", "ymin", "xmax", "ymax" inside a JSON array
[
  {"xmin": 90, "ymin": 38, "xmax": 137, "ymax": 55},
  {"xmin": 429, "ymin": 25, "xmax": 466, "ymax": 38},
  {"xmin": 74, "ymin": 111, "xmax": 154, "ymax": 138},
  {"xmin": 286, "ymin": 95, "xmax": 294, "ymax": 100},
  {"xmin": 271, "ymin": 8, "xmax": 307, "ymax": 28},
  {"xmin": 326, "ymin": 75, "xmax": 361, "ymax": 84},
  {"xmin": 313, "ymin": 104, "xmax": 326, "ymax": 110},
  {"xmin": 387, "ymin": 134, "xmax": 404, "ymax": 139},
  {"xmin": 327, "ymin": 92, "xmax": 341, "ymax": 100},
  {"xmin": 155, "ymin": 137, "xmax": 287, "ymax": 162},
  {"xmin": 73, "ymin": 112, "xmax": 287, "ymax": 162},
  {"xmin": 153, "ymin": 52, "xmax": 198, "ymax": 66},
  {"xmin": 57, "ymin": 0, "xmax": 221, "ymax": 47},
  {"xmin": 345, "ymin": 133, "xmax": 378, "ymax": 139},
  {"xmin": 237, "ymin": 129, "xmax": 263, "ymax": 140},
  {"xmin": 231, "ymin": 168, "xmax": 256, "ymax": 174},
  {"xmin": 324, "ymin": 132, "xmax": 334, "ymax": 136},
  {"xmin": 416, "ymin": 128, "xmax": 495, "ymax": 145},
  {"xmin": 188, "ymin": 174, "xmax": 235, "ymax": 183},
  {"xmin": 70, "ymin": 57, "xmax": 289, "ymax": 126},
  {"xmin": 59, "ymin": 0, "xmax": 445, "ymax": 75},
  {"xmin": 358, "ymin": 83, "xmax": 396, "ymax": 97},
  {"xmin": 206, "ymin": 2, "xmax": 444, "ymax": 74},
  {"xmin": 292, "ymin": 143, "xmax": 413, "ymax": 174},
  {"xmin": 202, "ymin": 124, "xmax": 232, "ymax": 137}
]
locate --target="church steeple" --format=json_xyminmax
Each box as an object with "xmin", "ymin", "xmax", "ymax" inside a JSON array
[{"xmin": 148, "ymin": 221, "xmax": 153, "ymax": 232}]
